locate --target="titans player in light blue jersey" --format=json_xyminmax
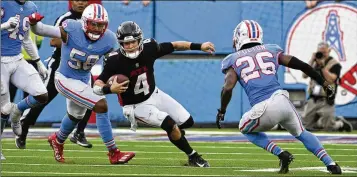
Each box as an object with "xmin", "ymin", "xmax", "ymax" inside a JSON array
[
  {"xmin": 28, "ymin": 4, "xmax": 135, "ymax": 164},
  {"xmin": 216, "ymin": 20, "xmax": 342, "ymax": 174},
  {"xmin": 0, "ymin": 0, "xmax": 48, "ymax": 157}
]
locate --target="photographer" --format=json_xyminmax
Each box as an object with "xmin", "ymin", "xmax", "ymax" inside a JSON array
[{"xmin": 302, "ymin": 41, "xmax": 353, "ymax": 132}]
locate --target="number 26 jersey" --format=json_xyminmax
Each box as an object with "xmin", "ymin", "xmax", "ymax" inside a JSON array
[{"xmin": 221, "ymin": 44, "xmax": 283, "ymax": 107}]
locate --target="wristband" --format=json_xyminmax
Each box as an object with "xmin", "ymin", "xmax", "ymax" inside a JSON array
[
  {"xmin": 190, "ymin": 43, "xmax": 202, "ymax": 50},
  {"xmin": 102, "ymin": 85, "xmax": 112, "ymax": 94}
]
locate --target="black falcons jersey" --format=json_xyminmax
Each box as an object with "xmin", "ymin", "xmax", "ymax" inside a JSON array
[{"xmin": 97, "ymin": 38, "xmax": 174, "ymax": 106}]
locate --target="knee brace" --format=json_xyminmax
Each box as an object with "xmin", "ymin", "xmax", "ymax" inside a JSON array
[
  {"xmin": 1, "ymin": 103, "xmax": 13, "ymax": 115},
  {"xmin": 161, "ymin": 116, "xmax": 177, "ymax": 134},
  {"xmin": 179, "ymin": 116, "xmax": 194, "ymax": 129}
]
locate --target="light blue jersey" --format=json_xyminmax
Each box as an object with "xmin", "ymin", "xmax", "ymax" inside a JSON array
[
  {"xmin": 1, "ymin": 1, "xmax": 37, "ymax": 56},
  {"xmin": 221, "ymin": 44, "xmax": 284, "ymax": 106},
  {"xmin": 58, "ymin": 19, "xmax": 117, "ymax": 83}
]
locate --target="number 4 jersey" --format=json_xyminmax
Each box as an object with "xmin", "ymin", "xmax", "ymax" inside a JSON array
[
  {"xmin": 221, "ymin": 44, "xmax": 283, "ymax": 107},
  {"xmin": 59, "ymin": 19, "xmax": 117, "ymax": 83},
  {"xmin": 1, "ymin": 1, "xmax": 37, "ymax": 57},
  {"xmin": 97, "ymin": 38, "xmax": 175, "ymax": 106}
]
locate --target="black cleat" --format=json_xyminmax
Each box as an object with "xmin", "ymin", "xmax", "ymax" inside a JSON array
[
  {"xmin": 278, "ymin": 151, "xmax": 294, "ymax": 174},
  {"xmin": 15, "ymin": 136, "xmax": 26, "ymax": 149},
  {"xmin": 70, "ymin": 132, "xmax": 93, "ymax": 148},
  {"xmin": 188, "ymin": 152, "xmax": 210, "ymax": 168},
  {"xmin": 15, "ymin": 122, "xmax": 28, "ymax": 149},
  {"xmin": 327, "ymin": 163, "xmax": 342, "ymax": 174}
]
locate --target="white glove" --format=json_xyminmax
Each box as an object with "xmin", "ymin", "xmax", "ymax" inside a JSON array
[
  {"xmin": 36, "ymin": 60, "xmax": 49, "ymax": 81},
  {"xmin": 123, "ymin": 105, "xmax": 138, "ymax": 132},
  {"xmin": 2, "ymin": 16, "xmax": 20, "ymax": 31}
]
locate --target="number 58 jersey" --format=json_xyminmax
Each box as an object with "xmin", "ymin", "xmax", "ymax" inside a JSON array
[
  {"xmin": 59, "ymin": 19, "xmax": 117, "ymax": 83},
  {"xmin": 1, "ymin": 1, "xmax": 37, "ymax": 56},
  {"xmin": 221, "ymin": 44, "xmax": 283, "ymax": 107}
]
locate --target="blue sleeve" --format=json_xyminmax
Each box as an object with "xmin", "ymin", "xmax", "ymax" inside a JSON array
[
  {"xmin": 221, "ymin": 53, "xmax": 236, "ymax": 74},
  {"xmin": 62, "ymin": 19, "xmax": 77, "ymax": 33},
  {"xmin": 265, "ymin": 44, "xmax": 284, "ymax": 58}
]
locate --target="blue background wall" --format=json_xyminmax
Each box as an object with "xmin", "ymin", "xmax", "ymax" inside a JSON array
[{"xmin": 16, "ymin": 1, "xmax": 356, "ymax": 123}]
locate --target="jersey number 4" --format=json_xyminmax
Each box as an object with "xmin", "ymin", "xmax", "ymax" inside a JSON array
[
  {"xmin": 235, "ymin": 51, "xmax": 276, "ymax": 83},
  {"xmin": 69, "ymin": 48, "xmax": 99, "ymax": 71},
  {"xmin": 8, "ymin": 15, "xmax": 29, "ymax": 40},
  {"xmin": 134, "ymin": 73, "xmax": 150, "ymax": 95}
]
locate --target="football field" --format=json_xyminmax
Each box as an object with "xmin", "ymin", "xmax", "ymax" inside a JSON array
[{"xmin": 1, "ymin": 128, "xmax": 357, "ymax": 176}]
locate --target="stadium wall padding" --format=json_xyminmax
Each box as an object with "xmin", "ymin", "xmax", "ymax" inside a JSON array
[{"xmin": 22, "ymin": 1, "xmax": 356, "ymax": 123}]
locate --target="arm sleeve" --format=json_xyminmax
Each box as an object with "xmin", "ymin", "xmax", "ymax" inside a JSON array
[
  {"xmin": 156, "ymin": 42, "xmax": 174, "ymax": 58},
  {"xmin": 22, "ymin": 30, "xmax": 40, "ymax": 60},
  {"xmin": 329, "ymin": 64, "xmax": 342, "ymax": 77},
  {"xmin": 30, "ymin": 21, "xmax": 61, "ymax": 38},
  {"xmin": 287, "ymin": 56, "xmax": 325, "ymax": 86}
]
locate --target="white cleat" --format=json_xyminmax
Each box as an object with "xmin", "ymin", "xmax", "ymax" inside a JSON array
[
  {"xmin": 10, "ymin": 103, "xmax": 22, "ymax": 136},
  {"xmin": 1, "ymin": 152, "xmax": 6, "ymax": 160}
]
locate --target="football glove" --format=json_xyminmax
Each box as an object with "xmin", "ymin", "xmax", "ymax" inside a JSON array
[
  {"xmin": 28, "ymin": 12, "xmax": 44, "ymax": 25},
  {"xmin": 216, "ymin": 109, "xmax": 226, "ymax": 129},
  {"xmin": 36, "ymin": 60, "xmax": 49, "ymax": 81}
]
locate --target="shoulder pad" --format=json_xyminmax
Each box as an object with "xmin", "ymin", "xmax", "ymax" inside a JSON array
[
  {"xmin": 62, "ymin": 19, "xmax": 78, "ymax": 33},
  {"xmin": 221, "ymin": 53, "xmax": 236, "ymax": 74}
]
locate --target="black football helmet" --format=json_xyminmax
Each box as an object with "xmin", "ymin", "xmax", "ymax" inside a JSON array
[{"xmin": 116, "ymin": 21, "xmax": 144, "ymax": 59}]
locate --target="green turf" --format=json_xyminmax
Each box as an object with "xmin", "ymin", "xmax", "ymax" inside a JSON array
[{"xmin": 1, "ymin": 138, "xmax": 356, "ymax": 176}]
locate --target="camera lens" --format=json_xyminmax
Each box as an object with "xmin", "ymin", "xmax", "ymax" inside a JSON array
[{"xmin": 315, "ymin": 52, "xmax": 323, "ymax": 59}]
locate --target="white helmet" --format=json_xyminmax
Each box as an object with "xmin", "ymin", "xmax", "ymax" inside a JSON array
[
  {"xmin": 233, "ymin": 20, "xmax": 263, "ymax": 51},
  {"xmin": 81, "ymin": 4, "xmax": 109, "ymax": 41}
]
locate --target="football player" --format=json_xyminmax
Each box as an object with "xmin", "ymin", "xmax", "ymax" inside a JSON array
[
  {"xmin": 15, "ymin": 0, "xmax": 94, "ymax": 150},
  {"xmin": 94, "ymin": 21, "xmax": 215, "ymax": 167},
  {"xmin": 1, "ymin": 0, "xmax": 48, "ymax": 146},
  {"xmin": 28, "ymin": 4, "xmax": 135, "ymax": 164},
  {"xmin": 216, "ymin": 20, "xmax": 341, "ymax": 174}
]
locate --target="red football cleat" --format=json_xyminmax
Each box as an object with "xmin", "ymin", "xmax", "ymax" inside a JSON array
[
  {"xmin": 108, "ymin": 149, "xmax": 135, "ymax": 164},
  {"xmin": 48, "ymin": 133, "xmax": 65, "ymax": 163}
]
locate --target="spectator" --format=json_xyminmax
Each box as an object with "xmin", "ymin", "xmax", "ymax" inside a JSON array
[{"xmin": 302, "ymin": 41, "xmax": 353, "ymax": 132}]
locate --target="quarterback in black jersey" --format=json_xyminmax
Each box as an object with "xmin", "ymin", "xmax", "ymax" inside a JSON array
[{"xmin": 94, "ymin": 21, "xmax": 215, "ymax": 168}]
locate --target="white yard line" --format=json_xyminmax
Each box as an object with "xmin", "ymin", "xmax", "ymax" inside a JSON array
[
  {"xmin": 1, "ymin": 162, "xmax": 248, "ymax": 169},
  {"xmin": 2, "ymin": 142, "xmax": 356, "ymax": 151},
  {"xmin": 4, "ymin": 155, "xmax": 357, "ymax": 163},
  {"xmin": 236, "ymin": 167, "xmax": 357, "ymax": 174},
  {"xmin": 3, "ymin": 128, "xmax": 357, "ymax": 136},
  {"xmin": 1, "ymin": 171, "xmax": 247, "ymax": 176},
  {"xmin": 2, "ymin": 148, "xmax": 356, "ymax": 156}
]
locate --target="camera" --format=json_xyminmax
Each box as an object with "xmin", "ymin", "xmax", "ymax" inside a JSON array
[{"xmin": 315, "ymin": 52, "xmax": 324, "ymax": 59}]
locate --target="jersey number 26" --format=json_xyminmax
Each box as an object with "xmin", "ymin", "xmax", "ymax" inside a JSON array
[
  {"xmin": 8, "ymin": 15, "xmax": 29, "ymax": 40},
  {"xmin": 236, "ymin": 51, "xmax": 276, "ymax": 83}
]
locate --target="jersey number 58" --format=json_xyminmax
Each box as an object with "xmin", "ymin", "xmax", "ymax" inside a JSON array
[{"xmin": 69, "ymin": 48, "xmax": 99, "ymax": 71}]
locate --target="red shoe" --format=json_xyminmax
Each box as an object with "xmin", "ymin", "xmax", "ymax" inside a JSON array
[
  {"xmin": 108, "ymin": 149, "xmax": 135, "ymax": 164},
  {"xmin": 48, "ymin": 133, "xmax": 65, "ymax": 163}
]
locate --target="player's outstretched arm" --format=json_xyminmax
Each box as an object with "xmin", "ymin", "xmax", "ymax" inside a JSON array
[
  {"xmin": 28, "ymin": 13, "xmax": 68, "ymax": 43},
  {"xmin": 279, "ymin": 54, "xmax": 336, "ymax": 99},
  {"xmin": 171, "ymin": 41, "xmax": 215, "ymax": 54},
  {"xmin": 216, "ymin": 67, "xmax": 238, "ymax": 128}
]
